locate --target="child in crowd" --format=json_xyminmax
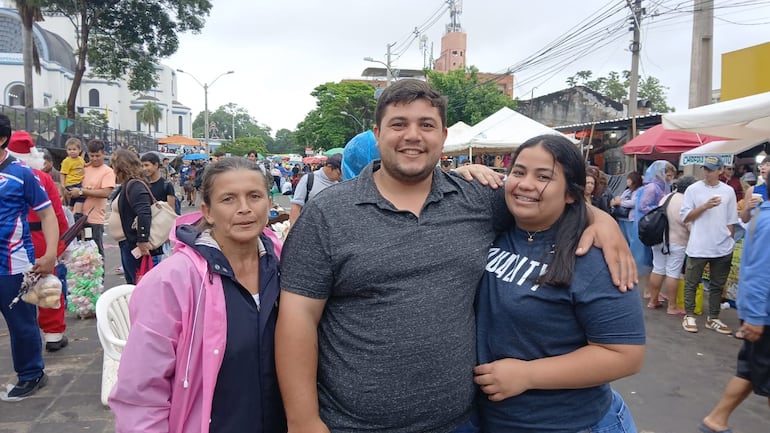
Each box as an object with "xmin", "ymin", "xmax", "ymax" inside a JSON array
[{"xmin": 60, "ymin": 138, "xmax": 86, "ymax": 214}]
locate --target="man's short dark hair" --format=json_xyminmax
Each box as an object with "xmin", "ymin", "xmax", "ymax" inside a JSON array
[
  {"xmin": 375, "ymin": 79, "xmax": 448, "ymax": 129},
  {"xmin": 326, "ymin": 153, "xmax": 342, "ymax": 169},
  {"xmin": 0, "ymin": 113, "xmax": 12, "ymax": 144},
  {"xmin": 213, "ymin": 151, "xmax": 225, "ymax": 158},
  {"xmin": 141, "ymin": 152, "xmax": 161, "ymax": 165},
  {"xmin": 86, "ymin": 139, "xmax": 105, "ymax": 153}
]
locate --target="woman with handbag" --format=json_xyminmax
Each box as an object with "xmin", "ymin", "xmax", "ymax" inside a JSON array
[
  {"xmin": 109, "ymin": 149, "xmax": 163, "ymax": 284},
  {"xmin": 109, "ymin": 157, "xmax": 286, "ymax": 433}
]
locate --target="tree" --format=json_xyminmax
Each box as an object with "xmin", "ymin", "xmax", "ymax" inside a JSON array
[
  {"xmin": 638, "ymin": 76, "xmax": 674, "ymax": 113},
  {"xmin": 191, "ymin": 103, "xmax": 273, "ymax": 148},
  {"xmin": 566, "ymin": 70, "xmax": 673, "ymax": 112},
  {"xmin": 137, "ymin": 101, "xmax": 162, "ymax": 136},
  {"xmin": 217, "ymin": 136, "xmax": 267, "ymax": 158},
  {"xmin": 426, "ymin": 66, "xmax": 517, "ymax": 127},
  {"xmin": 294, "ymin": 81, "xmax": 377, "ymax": 152},
  {"xmin": 15, "ymin": 0, "xmax": 44, "ymax": 132},
  {"xmin": 270, "ymin": 128, "xmax": 298, "ymax": 154},
  {"xmin": 83, "ymin": 109, "xmax": 108, "ymax": 128},
  {"xmin": 43, "ymin": 0, "xmax": 212, "ymax": 119}
]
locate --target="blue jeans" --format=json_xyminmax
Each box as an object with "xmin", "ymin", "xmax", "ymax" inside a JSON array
[
  {"xmin": 582, "ymin": 390, "xmax": 637, "ymax": 433},
  {"xmin": 119, "ymin": 241, "xmax": 161, "ymax": 284},
  {"xmin": 0, "ymin": 274, "xmax": 44, "ymax": 381},
  {"xmin": 449, "ymin": 413, "xmax": 480, "ymax": 433}
]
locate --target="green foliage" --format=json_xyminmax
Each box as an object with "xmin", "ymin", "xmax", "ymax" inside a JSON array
[
  {"xmin": 566, "ymin": 70, "xmax": 673, "ymax": 113},
  {"xmin": 83, "ymin": 109, "xmax": 108, "ymax": 128},
  {"xmin": 270, "ymin": 128, "xmax": 300, "ymax": 154},
  {"xmin": 192, "ymin": 103, "xmax": 274, "ymax": 148},
  {"xmin": 43, "ymin": 0, "xmax": 212, "ymax": 117},
  {"xmin": 638, "ymin": 76, "xmax": 674, "ymax": 113},
  {"xmin": 137, "ymin": 101, "xmax": 162, "ymax": 134},
  {"xmin": 426, "ymin": 66, "xmax": 517, "ymax": 126},
  {"xmin": 294, "ymin": 81, "xmax": 377, "ymax": 152},
  {"xmin": 217, "ymin": 136, "xmax": 267, "ymax": 157}
]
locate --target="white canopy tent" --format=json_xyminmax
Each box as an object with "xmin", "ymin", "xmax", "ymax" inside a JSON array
[
  {"xmin": 662, "ymin": 91, "xmax": 770, "ymax": 139},
  {"xmin": 446, "ymin": 121, "xmax": 471, "ymax": 145},
  {"xmin": 442, "ymin": 107, "xmax": 577, "ymax": 157},
  {"xmin": 679, "ymin": 137, "xmax": 768, "ymax": 166}
]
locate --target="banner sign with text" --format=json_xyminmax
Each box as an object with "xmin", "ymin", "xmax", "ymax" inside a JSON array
[{"xmin": 680, "ymin": 153, "xmax": 735, "ymax": 166}]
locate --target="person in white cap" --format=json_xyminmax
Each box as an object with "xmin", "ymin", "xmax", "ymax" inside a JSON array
[{"xmin": 680, "ymin": 155, "xmax": 739, "ymax": 334}]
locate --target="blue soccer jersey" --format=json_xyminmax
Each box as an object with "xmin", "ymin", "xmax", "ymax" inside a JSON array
[{"xmin": 0, "ymin": 155, "xmax": 51, "ymax": 275}]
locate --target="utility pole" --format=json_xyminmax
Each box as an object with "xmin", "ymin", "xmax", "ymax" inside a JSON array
[
  {"xmin": 385, "ymin": 43, "xmax": 393, "ymax": 86},
  {"xmin": 689, "ymin": 0, "xmax": 714, "ymax": 108},
  {"xmin": 627, "ymin": 0, "xmax": 643, "ymax": 138}
]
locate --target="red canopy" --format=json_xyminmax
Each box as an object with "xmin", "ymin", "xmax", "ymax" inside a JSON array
[
  {"xmin": 622, "ymin": 124, "xmax": 729, "ymax": 161},
  {"xmin": 302, "ymin": 156, "xmax": 327, "ymax": 165}
]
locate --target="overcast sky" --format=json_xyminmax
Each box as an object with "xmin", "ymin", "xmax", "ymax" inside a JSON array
[{"xmin": 166, "ymin": 0, "xmax": 770, "ymax": 135}]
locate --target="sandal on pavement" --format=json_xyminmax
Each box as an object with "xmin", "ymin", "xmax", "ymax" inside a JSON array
[
  {"xmin": 698, "ymin": 422, "xmax": 732, "ymax": 433},
  {"xmin": 666, "ymin": 309, "xmax": 686, "ymax": 316},
  {"xmin": 646, "ymin": 303, "xmax": 663, "ymax": 309}
]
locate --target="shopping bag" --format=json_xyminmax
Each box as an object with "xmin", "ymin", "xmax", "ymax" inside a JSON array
[
  {"xmin": 135, "ymin": 255, "xmax": 154, "ymax": 284},
  {"xmin": 676, "ymin": 279, "xmax": 704, "ymax": 315}
]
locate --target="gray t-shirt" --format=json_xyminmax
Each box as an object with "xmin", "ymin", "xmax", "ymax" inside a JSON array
[
  {"xmin": 281, "ymin": 161, "xmax": 509, "ymax": 433},
  {"xmin": 290, "ymin": 168, "xmax": 338, "ymax": 206}
]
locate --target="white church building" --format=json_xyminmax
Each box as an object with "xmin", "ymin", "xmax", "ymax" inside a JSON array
[{"xmin": 0, "ymin": 2, "xmax": 192, "ymax": 138}]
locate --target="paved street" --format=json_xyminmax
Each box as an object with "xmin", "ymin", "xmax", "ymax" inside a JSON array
[{"xmin": 1, "ymin": 192, "xmax": 768, "ymax": 432}]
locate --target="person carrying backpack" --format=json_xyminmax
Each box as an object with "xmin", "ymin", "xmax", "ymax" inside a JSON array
[
  {"xmin": 632, "ymin": 160, "xmax": 676, "ymax": 298},
  {"xmin": 288, "ymin": 154, "xmax": 342, "ymax": 227}
]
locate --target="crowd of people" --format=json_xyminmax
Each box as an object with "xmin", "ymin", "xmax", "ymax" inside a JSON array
[{"xmin": 1, "ymin": 79, "xmax": 767, "ymax": 433}]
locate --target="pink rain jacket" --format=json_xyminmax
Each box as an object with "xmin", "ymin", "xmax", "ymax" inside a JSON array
[{"xmin": 109, "ymin": 213, "xmax": 283, "ymax": 432}]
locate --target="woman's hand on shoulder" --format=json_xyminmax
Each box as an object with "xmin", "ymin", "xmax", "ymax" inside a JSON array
[
  {"xmin": 577, "ymin": 206, "xmax": 637, "ymax": 291},
  {"xmin": 453, "ymin": 164, "xmax": 504, "ymax": 189},
  {"xmin": 473, "ymin": 359, "xmax": 531, "ymax": 401}
]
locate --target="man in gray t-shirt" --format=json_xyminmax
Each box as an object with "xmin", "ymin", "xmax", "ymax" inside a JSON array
[
  {"xmin": 288, "ymin": 153, "xmax": 342, "ymax": 226},
  {"xmin": 276, "ymin": 80, "xmax": 635, "ymax": 433}
]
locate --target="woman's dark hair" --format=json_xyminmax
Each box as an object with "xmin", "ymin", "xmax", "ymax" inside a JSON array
[
  {"xmin": 627, "ymin": 172, "xmax": 643, "ymax": 190},
  {"xmin": 110, "ymin": 149, "xmax": 144, "ymax": 183},
  {"xmin": 585, "ymin": 171, "xmax": 602, "ymax": 199},
  {"xmin": 509, "ymin": 134, "xmax": 588, "ymax": 287},
  {"xmin": 675, "ymin": 175, "xmax": 697, "ymax": 193},
  {"xmin": 196, "ymin": 157, "xmax": 269, "ymax": 231}
]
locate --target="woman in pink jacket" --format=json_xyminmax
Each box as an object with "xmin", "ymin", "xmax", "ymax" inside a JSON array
[{"xmin": 109, "ymin": 157, "xmax": 286, "ymax": 433}]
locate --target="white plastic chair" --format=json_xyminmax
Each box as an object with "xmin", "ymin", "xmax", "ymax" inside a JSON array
[{"xmin": 95, "ymin": 284, "xmax": 135, "ymax": 406}]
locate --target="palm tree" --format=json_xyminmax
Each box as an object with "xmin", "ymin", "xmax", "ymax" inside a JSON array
[
  {"xmin": 15, "ymin": 0, "xmax": 44, "ymax": 132},
  {"xmin": 138, "ymin": 101, "xmax": 162, "ymax": 136}
]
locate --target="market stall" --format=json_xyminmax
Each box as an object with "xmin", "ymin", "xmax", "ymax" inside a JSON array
[
  {"xmin": 442, "ymin": 107, "xmax": 576, "ymax": 157},
  {"xmin": 622, "ymin": 124, "xmax": 728, "ymax": 162}
]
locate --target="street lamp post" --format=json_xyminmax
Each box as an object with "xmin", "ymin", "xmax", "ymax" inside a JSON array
[
  {"xmin": 340, "ymin": 111, "xmax": 365, "ymax": 132},
  {"xmin": 176, "ymin": 69, "xmax": 234, "ymax": 154},
  {"xmin": 364, "ymin": 42, "xmax": 396, "ymax": 86}
]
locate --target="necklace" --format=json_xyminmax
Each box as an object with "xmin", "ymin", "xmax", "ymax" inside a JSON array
[{"xmin": 523, "ymin": 226, "xmax": 552, "ymax": 242}]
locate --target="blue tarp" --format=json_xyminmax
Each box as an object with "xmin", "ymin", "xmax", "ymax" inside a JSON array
[{"xmin": 342, "ymin": 130, "xmax": 378, "ymax": 180}]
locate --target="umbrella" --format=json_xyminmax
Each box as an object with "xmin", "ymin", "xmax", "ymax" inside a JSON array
[
  {"xmin": 302, "ymin": 156, "xmax": 327, "ymax": 165},
  {"xmin": 59, "ymin": 211, "xmax": 91, "ymax": 255},
  {"xmin": 324, "ymin": 147, "xmax": 344, "ymax": 157},
  {"xmin": 182, "ymin": 153, "xmax": 208, "ymax": 161},
  {"xmin": 158, "ymin": 135, "xmax": 202, "ymax": 146}
]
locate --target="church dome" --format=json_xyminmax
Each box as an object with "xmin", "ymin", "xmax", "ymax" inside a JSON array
[{"xmin": 0, "ymin": 9, "xmax": 76, "ymax": 73}]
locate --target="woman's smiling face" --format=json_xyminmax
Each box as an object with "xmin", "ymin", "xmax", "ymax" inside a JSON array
[{"xmin": 505, "ymin": 144, "xmax": 574, "ymax": 231}]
